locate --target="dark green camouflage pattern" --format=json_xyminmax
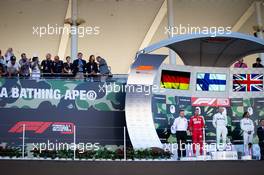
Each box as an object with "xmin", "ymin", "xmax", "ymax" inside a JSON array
[
  {"xmin": 152, "ymin": 95, "xmax": 264, "ymax": 144},
  {"xmin": 0, "ymin": 78, "xmax": 125, "ymax": 111}
]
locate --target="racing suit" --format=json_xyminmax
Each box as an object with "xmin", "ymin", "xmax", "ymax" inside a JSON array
[
  {"xmin": 240, "ymin": 118, "xmax": 255, "ymax": 154},
  {"xmin": 189, "ymin": 115, "xmax": 205, "ymax": 155},
  {"xmin": 212, "ymin": 112, "xmax": 228, "ymax": 150}
]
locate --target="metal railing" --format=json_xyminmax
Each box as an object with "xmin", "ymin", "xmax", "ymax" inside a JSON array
[
  {"xmin": 0, "ymin": 124, "xmax": 130, "ymax": 160},
  {"xmin": 0, "ymin": 73, "xmax": 128, "ymax": 82},
  {"xmin": 0, "ymin": 124, "xmax": 262, "ymax": 161}
]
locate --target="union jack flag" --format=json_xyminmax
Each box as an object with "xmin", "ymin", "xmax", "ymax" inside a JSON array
[{"xmin": 233, "ymin": 74, "xmax": 263, "ymax": 92}]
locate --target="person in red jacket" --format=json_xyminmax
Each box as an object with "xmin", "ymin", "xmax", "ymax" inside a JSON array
[{"xmin": 189, "ymin": 107, "xmax": 205, "ymax": 156}]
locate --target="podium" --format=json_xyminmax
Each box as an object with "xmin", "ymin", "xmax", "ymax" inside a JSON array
[
  {"xmin": 180, "ymin": 155, "xmax": 211, "ymax": 161},
  {"xmin": 241, "ymin": 155, "xmax": 252, "ymax": 160},
  {"xmin": 211, "ymin": 151, "xmax": 238, "ymax": 160}
]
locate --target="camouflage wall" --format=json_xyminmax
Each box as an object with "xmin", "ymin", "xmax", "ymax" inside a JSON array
[
  {"xmin": 1, "ymin": 78, "xmax": 263, "ymax": 148},
  {"xmin": 152, "ymin": 95, "xmax": 264, "ymax": 144},
  {"xmin": 0, "ymin": 78, "xmax": 127, "ymax": 147}
]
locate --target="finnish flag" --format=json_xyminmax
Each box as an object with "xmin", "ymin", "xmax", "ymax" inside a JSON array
[{"xmin": 196, "ymin": 73, "xmax": 226, "ymax": 91}]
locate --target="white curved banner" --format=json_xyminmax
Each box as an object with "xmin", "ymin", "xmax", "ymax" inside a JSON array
[{"xmin": 125, "ymin": 54, "xmax": 167, "ymax": 149}]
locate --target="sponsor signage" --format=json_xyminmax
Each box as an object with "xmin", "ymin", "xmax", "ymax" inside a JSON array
[{"xmin": 191, "ymin": 97, "xmax": 230, "ymax": 107}]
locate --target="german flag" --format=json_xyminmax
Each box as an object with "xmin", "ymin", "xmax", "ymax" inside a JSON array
[{"xmin": 160, "ymin": 70, "xmax": 190, "ymax": 90}]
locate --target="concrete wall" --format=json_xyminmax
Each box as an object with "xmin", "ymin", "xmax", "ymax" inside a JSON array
[{"xmin": 0, "ymin": 0, "xmax": 262, "ymax": 73}]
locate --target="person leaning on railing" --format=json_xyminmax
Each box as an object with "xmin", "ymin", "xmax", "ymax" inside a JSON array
[
  {"xmin": 0, "ymin": 49, "xmax": 5, "ymax": 65},
  {"xmin": 52, "ymin": 55, "xmax": 64, "ymax": 77},
  {"xmin": 30, "ymin": 56, "xmax": 41, "ymax": 79},
  {"xmin": 86, "ymin": 55, "xmax": 98, "ymax": 77},
  {"xmin": 72, "ymin": 52, "xmax": 86, "ymax": 79},
  {"xmin": 19, "ymin": 53, "xmax": 30, "ymax": 78},
  {"xmin": 63, "ymin": 56, "xmax": 74, "ymax": 77},
  {"xmin": 0, "ymin": 63, "xmax": 6, "ymax": 77},
  {"xmin": 96, "ymin": 56, "xmax": 110, "ymax": 75},
  {"xmin": 0, "ymin": 50, "xmax": 7, "ymax": 77},
  {"xmin": 7, "ymin": 56, "xmax": 20, "ymax": 77},
  {"xmin": 41, "ymin": 53, "xmax": 53, "ymax": 77},
  {"xmin": 252, "ymin": 57, "xmax": 264, "ymax": 68},
  {"xmin": 4, "ymin": 47, "xmax": 14, "ymax": 64},
  {"xmin": 234, "ymin": 58, "xmax": 248, "ymax": 68}
]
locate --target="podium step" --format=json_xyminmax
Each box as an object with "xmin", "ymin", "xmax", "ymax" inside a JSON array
[{"xmin": 211, "ymin": 151, "xmax": 238, "ymax": 160}]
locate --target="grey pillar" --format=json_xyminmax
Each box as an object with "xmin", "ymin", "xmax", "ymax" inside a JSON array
[
  {"xmin": 71, "ymin": 0, "xmax": 78, "ymax": 60},
  {"xmin": 256, "ymin": 1, "xmax": 264, "ymax": 65},
  {"xmin": 167, "ymin": 0, "xmax": 177, "ymax": 65}
]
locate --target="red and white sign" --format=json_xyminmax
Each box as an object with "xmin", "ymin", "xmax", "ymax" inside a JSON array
[
  {"xmin": 9, "ymin": 121, "xmax": 75, "ymax": 134},
  {"xmin": 191, "ymin": 97, "xmax": 230, "ymax": 107}
]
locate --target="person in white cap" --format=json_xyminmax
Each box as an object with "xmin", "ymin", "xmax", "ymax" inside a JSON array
[
  {"xmin": 212, "ymin": 107, "xmax": 228, "ymax": 150},
  {"xmin": 240, "ymin": 111, "xmax": 255, "ymax": 155},
  {"xmin": 195, "ymin": 106, "xmax": 205, "ymax": 122},
  {"xmin": 31, "ymin": 56, "xmax": 41, "ymax": 79},
  {"xmin": 189, "ymin": 107, "xmax": 205, "ymax": 156}
]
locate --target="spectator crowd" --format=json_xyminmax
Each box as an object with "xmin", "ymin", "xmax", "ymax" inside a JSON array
[
  {"xmin": 234, "ymin": 57, "xmax": 264, "ymax": 68},
  {"xmin": 0, "ymin": 47, "xmax": 263, "ymax": 79},
  {"xmin": 0, "ymin": 48, "xmax": 111, "ymax": 78}
]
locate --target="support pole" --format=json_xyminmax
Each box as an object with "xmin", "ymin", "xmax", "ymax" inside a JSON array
[
  {"xmin": 203, "ymin": 127, "xmax": 206, "ymax": 160},
  {"xmin": 123, "ymin": 126, "xmax": 127, "ymax": 160},
  {"xmin": 71, "ymin": 0, "xmax": 78, "ymax": 60},
  {"xmin": 57, "ymin": 0, "xmax": 72, "ymax": 59},
  {"xmin": 167, "ymin": 0, "xmax": 177, "ymax": 65},
  {"xmin": 256, "ymin": 1, "xmax": 264, "ymax": 65},
  {"xmin": 22, "ymin": 124, "xmax": 25, "ymax": 159},
  {"xmin": 138, "ymin": 0, "xmax": 167, "ymax": 50},
  {"xmin": 73, "ymin": 125, "xmax": 76, "ymax": 160},
  {"xmin": 232, "ymin": 2, "xmax": 255, "ymax": 32}
]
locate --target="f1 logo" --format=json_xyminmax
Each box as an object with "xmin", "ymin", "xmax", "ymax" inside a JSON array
[
  {"xmin": 9, "ymin": 121, "xmax": 75, "ymax": 134},
  {"xmin": 192, "ymin": 98, "xmax": 216, "ymax": 106},
  {"xmin": 192, "ymin": 98, "xmax": 230, "ymax": 107}
]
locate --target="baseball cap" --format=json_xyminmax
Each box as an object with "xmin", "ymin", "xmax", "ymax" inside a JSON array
[
  {"xmin": 10, "ymin": 56, "xmax": 16, "ymax": 61},
  {"xmin": 195, "ymin": 107, "xmax": 200, "ymax": 110}
]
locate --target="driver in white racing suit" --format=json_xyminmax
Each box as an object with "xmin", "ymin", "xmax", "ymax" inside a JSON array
[
  {"xmin": 240, "ymin": 111, "xmax": 255, "ymax": 155},
  {"xmin": 213, "ymin": 107, "xmax": 228, "ymax": 150}
]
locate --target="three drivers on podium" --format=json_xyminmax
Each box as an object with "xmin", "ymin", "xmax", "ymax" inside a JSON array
[{"xmin": 171, "ymin": 107, "xmax": 262, "ymax": 160}]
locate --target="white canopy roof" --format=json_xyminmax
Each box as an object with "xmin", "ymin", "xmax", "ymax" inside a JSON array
[{"xmin": 142, "ymin": 32, "xmax": 264, "ymax": 67}]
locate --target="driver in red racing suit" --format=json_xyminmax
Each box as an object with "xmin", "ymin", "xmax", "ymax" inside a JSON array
[{"xmin": 189, "ymin": 107, "xmax": 205, "ymax": 156}]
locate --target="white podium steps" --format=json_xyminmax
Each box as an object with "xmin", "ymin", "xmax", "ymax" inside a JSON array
[
  {"xmin": 211, "ymin": 151, "xmax": 238, "ymax": 160},
  {"xmin": 241, "ymin": 155, "xmax": 252, "ymax": 160}
]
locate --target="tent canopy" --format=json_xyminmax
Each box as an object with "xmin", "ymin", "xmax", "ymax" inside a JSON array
[{"xmin": 142, "ymin": 32, "xmax": 264, "ymax": 67}]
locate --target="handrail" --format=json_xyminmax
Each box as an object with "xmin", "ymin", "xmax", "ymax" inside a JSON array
[{"xmin": 0, "ymin": 73, "xmax": 128, "ymax": 81}]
